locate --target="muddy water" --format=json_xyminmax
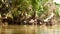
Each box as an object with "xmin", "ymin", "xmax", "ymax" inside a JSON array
[{"xmin": 0, "ymin": 25, "xmax": 60, "ymax": 34}]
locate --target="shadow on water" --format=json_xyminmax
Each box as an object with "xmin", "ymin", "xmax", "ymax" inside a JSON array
[{"xmin": 0, "ymin": 25, "xmax": 60, "ymax": 34}]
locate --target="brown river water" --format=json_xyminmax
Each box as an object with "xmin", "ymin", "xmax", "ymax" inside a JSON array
[{"xmin": 0, "ymin": 25, "xmax": 60, "ymax": 34}]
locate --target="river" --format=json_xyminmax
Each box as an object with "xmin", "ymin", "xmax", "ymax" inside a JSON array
[{"xmin": 0, "ymin": 25, "xmax": 60, "ymax": 34}]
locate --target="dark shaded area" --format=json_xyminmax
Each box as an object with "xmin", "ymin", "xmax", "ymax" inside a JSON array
[{"xmin": 1, "ymin": 16, "xmax": 53, "ymax": 26}]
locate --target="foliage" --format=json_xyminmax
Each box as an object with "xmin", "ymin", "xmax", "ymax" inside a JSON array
[
  {"xmin": 0, "ymin": 0, "xmax": 57, "ymax": 20},
  {"xmin": 54, "ymin": 2, "xmax": 60, "ymax": 17}
]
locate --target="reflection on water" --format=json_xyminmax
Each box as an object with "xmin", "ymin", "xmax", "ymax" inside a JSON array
[{"xmin": 0, "ymin": 25, "xmax": 60, "ymax": 34}]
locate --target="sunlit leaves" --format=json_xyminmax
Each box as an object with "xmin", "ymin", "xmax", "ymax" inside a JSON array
[{"xmin": 54, "ymin": 2, "xmax": 60, "ymax": 17}]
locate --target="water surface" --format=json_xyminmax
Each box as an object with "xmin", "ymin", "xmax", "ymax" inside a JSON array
[{"xmin": 0, "ymin": 25, "xmax": 60, "ymax": 34}]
